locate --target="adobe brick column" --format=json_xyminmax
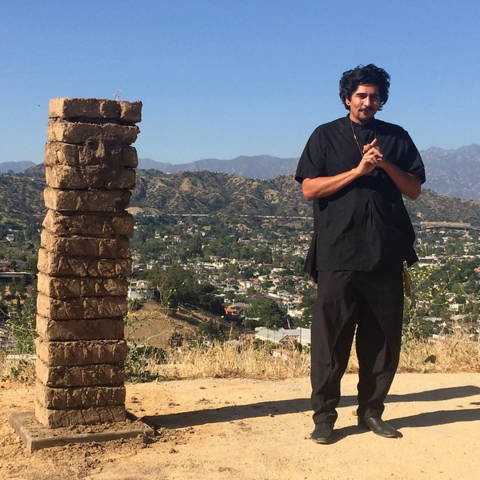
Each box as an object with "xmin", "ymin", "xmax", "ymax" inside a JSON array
[{"xmin": 34, "ymin": 98, "xmax": 141, "ymax": 428}]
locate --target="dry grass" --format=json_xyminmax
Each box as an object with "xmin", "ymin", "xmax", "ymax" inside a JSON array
[
  {"xmin": 149, "ymin": 333, "xmax": 480, "ymax": 381},
  {"xmin": 153, "ymin": 341, "xmax": 311, "ymax": 380},
  {"xmin": 2, "ymin": 333, "xmax": 480, "ymax": 384},
  {"xmin": 0, "ymin": 349, "xmax": 35, "ymax": 382},
  {"xmin": 398, "ymin": 335, "xmax": 480, "ymax": 373},
  {"xmin": 338, "ymin": 333, "xmax": 480, "ymax": 376}
]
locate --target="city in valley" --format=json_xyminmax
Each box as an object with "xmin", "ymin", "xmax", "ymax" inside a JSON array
[{"xmin": 2, "ymin": 210, "xmax": 480, "ymax": 353}]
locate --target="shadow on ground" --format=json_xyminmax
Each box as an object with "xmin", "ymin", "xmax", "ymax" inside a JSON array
[{"xmin": 141, "ymin": 384, "xmax": 480, "ymax": 431}]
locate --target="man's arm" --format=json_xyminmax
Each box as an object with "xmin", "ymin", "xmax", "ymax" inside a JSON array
[
  {"xmin": 302, "ymin": 170, "xmax": 359, "ymax": 201},
  {"xmin": 377, "ymin": 160, "xmax": 422, "ymax": 200},
  {"xmin": 301, "ymin": 139, "xmax": 380, "ymax": 201},
  {"xmin": 363, "ymin": 138, "xmax": 422, "ymax": 200},
  {"xmin": 302, "ymin": 138, "xmax": 422, "ymax": 201}
]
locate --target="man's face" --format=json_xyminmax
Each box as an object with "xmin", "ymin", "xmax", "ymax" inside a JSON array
[{"xmin": 346, "ymin": 84, "xmax": 380, "ymax": 125}]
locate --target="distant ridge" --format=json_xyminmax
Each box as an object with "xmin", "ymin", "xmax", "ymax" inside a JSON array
[
  {"xmin": 420, "ymin": 144, "xmax": 480, "ymax": 200},
  {"xmin": 139, "ymin": 144, "xmax": 480, "ymax": 201},
  {"xmin": 3, "ymin": 166, "xmax": 480, "ymax": 229},
  {"xmin": 0, "ymin": 160, "xmax": 35, "ymax": 174},
  {"xmin": 3, "ymin": 144, "xmax": 480, "ymax": 201},
  {"xmin": 138, "ymin": 155, "xmax": 298, "ymax": 180}
]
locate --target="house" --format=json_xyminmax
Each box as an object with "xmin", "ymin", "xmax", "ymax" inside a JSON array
[
  {"xmin": 0, "ymin": 326, "xmax": 8, "ymax": 348},
  {"xmin": 448, "ymin": 303, "xmax": 464, "ymax": 313},
  {"xmin": 0, "ymin": 272, "xmax": 32, "ymax": 285},
  {"xmin": 225, "ymin": 303, "xmax": 249, "ymax": 319},
  {"xmin": 128, "ymin": 280, "xmax": 154, "ymax": 300},
  {"xmin": 255, "ymin": 327, "xmax": 311, "ymax": 346}
]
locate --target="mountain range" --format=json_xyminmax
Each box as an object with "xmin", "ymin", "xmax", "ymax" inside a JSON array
[
  {"xmin": 131, "ymin": 169, "xmax": 480, "ymax": 226},
  {"xmin": 139, "ymin": 144, "xmax": 480, "ymax": 202},
  {"xmin": 0, "ymin": 160, "xmax": 36, "ymax": 174},
  {"xmin": 419, "ymin": 144, "xmax": 480, "ymax": 200},
  {"xmin": 3, "ymin": 144, "xmax": 480, "ymax": 202},
  {"xmin": 138, "ymin": 155, "xmax": 299, "ymax": 179},
  {"xmin": 3, "ymin": 165, "xmax": 480, "ymax": 231}
]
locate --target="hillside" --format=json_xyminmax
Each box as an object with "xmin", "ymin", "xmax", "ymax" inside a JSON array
[
  {"xmin": 404, "ymin": 188, "xmax": 480, "ymax": 225},
  {"xmin": 131, "ymin": 169, "xmax": 310, "ymax": 217},
  {"xmin": 135, "ymin": 143, "xmax": 480, "ymax": 204},
  {"xmin": 138, "ymin": 144, "xmax": 480, "ymax": 203},
  {"xmin": 2, "ymin": 166, "xmax": 480, "ymax": 228},
  {"xmin": 0, "ymin": 173, "xmax": 46, "ymax": 228},
  {"xmin": 4, "ymin": 144, "xmax": 480, "ymax": 203}
]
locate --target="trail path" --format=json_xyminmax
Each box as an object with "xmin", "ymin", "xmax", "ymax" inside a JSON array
[{"xmin": 2, "ymin": 373, "xmax": 480, "ymax": 479}]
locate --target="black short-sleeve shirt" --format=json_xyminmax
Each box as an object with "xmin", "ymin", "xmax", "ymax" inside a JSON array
[{"xmin": 296, "ymin": 116, "xmax": 426, "ymax": 276}]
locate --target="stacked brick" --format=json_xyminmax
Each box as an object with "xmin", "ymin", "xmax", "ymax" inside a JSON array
[{"xmin": 35, "ymin": 98, "xmax": 142, "ymax": 428}]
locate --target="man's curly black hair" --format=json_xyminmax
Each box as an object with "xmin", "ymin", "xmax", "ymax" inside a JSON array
[{"xmin": 339, "ymin": 64, "xmax": 390, "ymax": 111}]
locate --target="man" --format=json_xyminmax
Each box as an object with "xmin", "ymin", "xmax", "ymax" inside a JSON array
[{"xmin": 295, "ymin": 64, "xmax": 425, "ymax": 444}]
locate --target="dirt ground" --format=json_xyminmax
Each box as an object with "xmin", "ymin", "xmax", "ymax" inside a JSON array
[{"xmin": 2, "ymin": 373, "xmax": 480, "ymax": 480}]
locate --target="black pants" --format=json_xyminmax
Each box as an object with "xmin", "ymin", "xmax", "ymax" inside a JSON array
[{"xmin": 311, "ymin": 268, "xmax": 404, "ymax": 425}]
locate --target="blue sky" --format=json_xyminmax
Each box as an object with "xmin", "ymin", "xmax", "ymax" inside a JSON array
[{"xmin": 1, "ymin": 0, "xmax": 479, "ymax": 165}]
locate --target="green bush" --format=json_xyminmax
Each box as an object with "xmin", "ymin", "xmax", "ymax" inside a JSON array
[{"xmin": 125, "ymin": 342, "xmax": 166, "ymax": 383}]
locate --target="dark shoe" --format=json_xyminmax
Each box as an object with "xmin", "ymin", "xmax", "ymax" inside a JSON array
[
  {"xmin": 311, "ymin": 423, "xmax": 334, "ymax": 444},
  {"xmin": 358, "ymin": 417, "xmax": 402, "ymax": 438}
]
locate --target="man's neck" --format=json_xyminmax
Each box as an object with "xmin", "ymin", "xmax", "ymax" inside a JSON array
[{"xmin": 348, "ymin": 114, "xmax": 375, "ymax": 127}]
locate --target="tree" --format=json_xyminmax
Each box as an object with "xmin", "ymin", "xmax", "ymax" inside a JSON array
[
  {"xmin": 138, "ymin": 238, "xmax": 166, "ymax": 259},
  {"xmin": 195, "ymin": 284, "xmax": 225, "ymax": 316},
  {"xmin": 253, "ymin": 246, "xmax": 272, "ymax": 264},
  {"xmin": 293, "ymin": 256, "xmax": 306, "ymax": 276},
  {"xmin": 147, "ymin": 264, "xmax": 197, "ymax": 308},
  {"xmin": 248, "ymin": 297, "xmax": 285, "ymax": 329},
  {"xmin": 299, "ymin": 284, "xmax": 316, "ymax": 325},
  {"xmin": 197, "ymin": 320, "xmax": 224, "ymax": 341},
  {"xmin": 0, "ymin": 299, "xmax": 9, "ymax": 321},
  {"xmin": 239, "ymin": 264, "xmax": 256, "ymax": 280},
  {"xmin": 184, "ymin": 233, "xmax": 203, "ymax": 258},
  {"xmin": 147, "ymin": 264, "xmax": 225, "ymax": 315}
]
